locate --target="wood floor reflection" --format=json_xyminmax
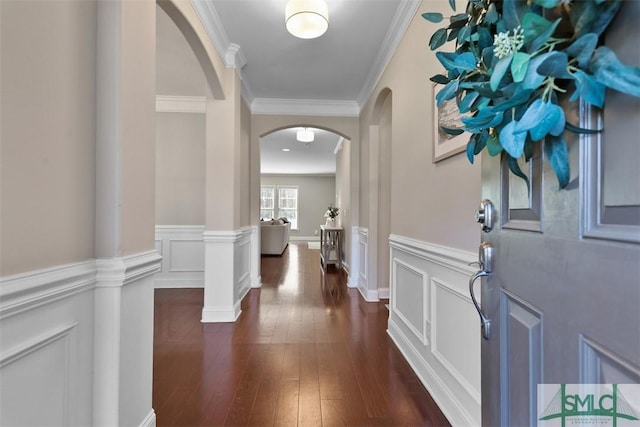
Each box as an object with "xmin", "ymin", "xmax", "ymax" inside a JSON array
[{"xmin": 153, "ymin": 242, "xmax": 451, "ymax": 426}]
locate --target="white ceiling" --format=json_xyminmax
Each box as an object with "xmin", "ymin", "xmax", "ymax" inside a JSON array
[
  {"xmin": 261, "ymin": 127, "xmax": 342, "ymax": 175},
  {"xmin": 158, "ymin": 0, "xmax": 419, "ymax": 174}
]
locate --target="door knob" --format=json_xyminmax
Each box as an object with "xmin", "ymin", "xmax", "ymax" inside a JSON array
[{"xmin": 475, "ymin": 199, "xmax": 495, "ymax": 233}]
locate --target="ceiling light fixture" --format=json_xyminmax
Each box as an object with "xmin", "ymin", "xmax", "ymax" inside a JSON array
[
  {"xmin": 296, "ymin": 127, "xmax": 314, "ymax": 143},
  {"xmin": 285, "ymin": 0, "xmax": 329, "ymax": 39}
]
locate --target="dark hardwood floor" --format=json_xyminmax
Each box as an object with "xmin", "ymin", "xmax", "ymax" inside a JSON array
[{"xmin": 153, "ymin": 242, "xmax": 451, "ymax": 426}]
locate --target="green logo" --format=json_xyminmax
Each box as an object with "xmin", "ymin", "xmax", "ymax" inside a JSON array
[{"xmin": 539, "ymin": 384, "xmax": 639, "ymax": 427}]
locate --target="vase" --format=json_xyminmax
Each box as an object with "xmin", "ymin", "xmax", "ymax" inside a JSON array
[{"xmin": 325, "ymin": 218, "xmax": 336, "ymax": 227}]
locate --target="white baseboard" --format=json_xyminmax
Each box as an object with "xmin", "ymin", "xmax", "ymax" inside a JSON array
[
  {"xmin": 139, "ymin": 410, "xmax": 156, "ymax": 427},
  {"xmin": 201, "ymin": 304, "xmax": 241, "ymax": 323},
  {"xmin": 153, "ymin": 279, "xmax": 203, "ymax": 288},
  {"xmin": 358, "ymin": 284, "xmax": 379, "ymax": 302}
]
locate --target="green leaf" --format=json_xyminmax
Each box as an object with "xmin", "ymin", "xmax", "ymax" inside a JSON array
[
  {"xmin": 491, "ymin": 55, "xmax": 513, "ymax": 91},
  {"xmin": 529, "ymin": 17, "xmax": 561, "ymax": 53},
  {"xmin": 544, "ymin": 135, "xmax": 570, "ymax": 188},
  {"xmin": 475, "ymin": 131, "xmax": 488, "ymax": 154},
  {"xmin": 537, "ymin": 52, "xmax": 571, "ymax": 78},
  {"xmin": 436, "ymin": 80, "xmax": 459, "ymax": 107},
  {"xmin": 522, "ymin": 52, "xmax": 553, "ymax": 90},
  {"xmin": 430, "ymin": 74, "xmax": 451, "ymax": 85},
  {"xmin": 430, "ymin": 28, "xmax": 449, "ymax": 50},
  {"xmin": 571, "ymin": 69, "xmax": 606, "ymax": 108},
  {"xmin": 440, "ymin": 126, "xmax": 465, "ymax": 136},
  {"xmin": 454, "ymin": 52, "xmax": 477, "ymax": 71},
  {"xmin": 573, "ymin": 0, "xmax": 622, "ymax": 37},
  {"xmin": 457, "ymin": 25, "xmax": 472, "ymax": 43},
  {"xmin": 565, "ymin": 33, "xmax": 598, "ymax": 69},
  {"xmin": 500, "ymin": 121, "xmax": 527, "ymax": 158},
  {"xmin": 511, "ymin": 52, "xmax": 531, "ymax": 83},
  {"xmin": 506, "ymin": 155, "xmax": 531, "ymax": 192},
  {"xmin": 466, "ymin": 139, "xmax": 476, "ymax": 163},
  {"xmin": 459, "ymin": 91, "xmax": 480, "ymax": 113},
  {"xmin": 436, "ymin": 52, "xmax": 457, "ymax": 71},
  {"xmin": 450, "ymin": 13, "xmax": 469, "ymax": 24},
  {"xmin": 590, "ymin": 46, "xmax": 640, "ymax": 97},
  {"xmin": 422, "ymin": 13, "xmax": 444, "ymax": 23},
  {"xmin": 486, "ymin": 132, "xmax": 503, "ymax": 156},
  {"xmin": 485, "ymin": 3, "xmax": 498, "ymax": 24},
  {"xmin": 515, "ymin": 100, "xmax": 565, "ymax": 140},
  {"xmin": 502, "ymin": 0, "xmax": 528, "ymax": 30},
  {"xmin": 565, "ymin": 122, "xmax": 602, "ymax": 134},
  {"xmin": 521, "ymin": 12, "xmax": 552, "ymax": 44},
  {"xmin": 449, "ymin": 0, "xmax": 456, "ymax": 12},
  {"xmin": 532, "ymin": 0, "xmax": 560, "ymax": 8}
]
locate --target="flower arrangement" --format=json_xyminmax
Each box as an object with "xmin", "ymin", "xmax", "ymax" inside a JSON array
[
  {"xmin": 423, "ymin": 0, "xmax": 640, "ymax": 188},
  {"xmin": 325, "ymin": 205, "xmax": 339, "ymax": 219}
]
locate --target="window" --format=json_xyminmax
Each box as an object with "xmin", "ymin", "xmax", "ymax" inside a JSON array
[
  {"xmin": 260, "ymin": 186, "xmax": 275, "ymax": 219},
  {"xmin": 278, "ymin": 186, "xmax": 298, "ymax": 230}
]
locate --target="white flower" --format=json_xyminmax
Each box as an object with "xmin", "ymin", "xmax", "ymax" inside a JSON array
[{"xmin": 493, "ymin": 26, "xmax": 525, "ymax": 59}]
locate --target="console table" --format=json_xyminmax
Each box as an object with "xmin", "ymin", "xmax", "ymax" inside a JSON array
[{"xmin": 320, "ymin": 225, "xmax": 343, "ymax": 270}]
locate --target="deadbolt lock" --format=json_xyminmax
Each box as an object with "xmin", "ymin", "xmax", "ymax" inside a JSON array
[{"xmin": 475, "ymin": 199, "xmax": 495, "ymax": 233}]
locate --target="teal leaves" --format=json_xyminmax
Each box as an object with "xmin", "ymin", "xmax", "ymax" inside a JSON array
[{"xmin": 422, "ymin": 0, "xmax": 638, "ymax": 189}]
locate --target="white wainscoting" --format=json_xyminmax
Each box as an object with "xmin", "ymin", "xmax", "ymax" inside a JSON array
[
  {"xmin": 0, "ymin": 250, "xmax": 161, "ymax": 427},
  {"xmin": 357, "ymin": 227, "xmax": 370, "ymax": 298},
  {"xmin": 155, "ymin": 225, "xmax": 205, "ymax": 288},
  {"xmin": 202, "ymin": 227, "xmax": 253, "ymax": 323},
  {"xmin": 346, "ymin": 226, "xmax": 360, "ymax": 288},
  {"xmin": 388, "ymin": 234, "xmax": 480, "ymax": 427}
]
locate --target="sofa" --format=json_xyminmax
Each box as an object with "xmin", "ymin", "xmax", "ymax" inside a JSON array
[{"xmin": 260, "ymin": 220, "xmax": 291, "ymax": 255}]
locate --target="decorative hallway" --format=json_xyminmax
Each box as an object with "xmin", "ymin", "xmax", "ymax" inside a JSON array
[{"xmin": 153, "ymin": 242, "xmax": 451, "ymax": 426}]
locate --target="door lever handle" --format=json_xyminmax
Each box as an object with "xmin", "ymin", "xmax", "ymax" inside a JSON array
[{"xmin": 469, "ymin": 270, "xmax": 491, "ymax": 340}]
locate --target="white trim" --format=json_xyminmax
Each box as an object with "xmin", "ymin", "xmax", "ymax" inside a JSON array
[
  {"xmin": 0, "ymin": 323, "xmax": 77, "ymax": 368},
  {"xmin": 155, "ymin": 95, "xmax": 206, "ymax": 113},
  {"xmin": 388, "ymin": 321, "xmax": 475, "ymax": 427},
  {"xmin": 0, "ymin": 260, "xmax": 96, "ymax": 319},
  {"xmin": 333, "ymin": 137, "xmax": 344, "ymax": 155},
  {"xmin": 201, "ymin": 304, "xmax": 241, "ymax": 323},
  {"xmin": 251, "ymin": 98, "xmax": 360, "ymax": 117},
  {"xmin": 357, "ymin": 0, "xmax": 421, "ymax": 108},
  {"xmin": 429, "ymin": 278, "xmax": 481, "ymax": 405},
  {"xmin": 96, "ymin": 250, "xmax": 162, "ymax": 288},
  {"xmin": 358, "ymin": 287, "xmax": 379, "ymax": 302},
  {"xmin": 389, "ymin": 234, "xmax": 476, "ymax": 275},
  {"xmin": 391, "ymin": 258, "xmax": 429, "ymax": 346},
  {"xmin": 138, "ymin": 410, "xmax": 156, "ymax": 427}
]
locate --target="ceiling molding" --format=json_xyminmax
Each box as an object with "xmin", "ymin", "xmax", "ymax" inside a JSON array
[
  {"xmin": 190, "ymin": 0, "xmax": 248, "ymax": 72},
  {"xmin": 356, "ymin": 0, "xmax": 421, "ymax": 108},
  {"xmin": 156, "ymin": 95, "xmax": 206, "ymax": 113},
  {"xmin": 251, "ymin": 98, "xmax": 360, "ymax": 117}
]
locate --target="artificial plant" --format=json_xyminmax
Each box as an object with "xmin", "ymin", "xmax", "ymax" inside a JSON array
[{"xmin": 423, "ymin": 0, "xmax": 640, "ymax": 188}]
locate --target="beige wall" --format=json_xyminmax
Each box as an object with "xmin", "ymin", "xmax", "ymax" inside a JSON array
[
  {"xmin": 155, "ymin": 113, "xmax": 206, "ymax": 225},
  {"xmin": 156, "ymin": 4, "xmax": 206, "ymax": 96},
  {"xmin": 239, "ymin": 100, "xmax": 252, "ymax": 227},
  {"xmin": 360, "ymin": 0, "xmax": 481, "ymax": 252},
  {"xmin": 0, "ymin": 0, "xmax": 97, "ymax": 276},
  {"xmin": 261, "ymin": 174, "xmax": 336, "ymax": 237},
  {"xmin": 120, "ymin": 0, "xmax": 157, "ymax": 256}
]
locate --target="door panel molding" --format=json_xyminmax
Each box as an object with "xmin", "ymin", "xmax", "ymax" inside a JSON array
[
  {"xmin": 579, "ymin": 335, "xmax": 640, "ymax": 385},
  {"xmin": 501, "ymin": 149, "xmax": 542, "ymax": 232},
  {"xmin": 500, "ymin": 291, "xmax": 543, "ymax": 427}
]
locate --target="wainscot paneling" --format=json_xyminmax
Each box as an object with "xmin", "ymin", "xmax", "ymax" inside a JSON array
[
  {"xmin": 388, "ymin": 234, "xmax": 480, "ymax": 427},
  {"xmin": 155, "ymin": 225, "xmax": 205, "ymax": 288},
  {"xmin": 358, "ymin": 227, "xmax": 369, "ymax": 298},
  {"xmin": 0, "ymin": 250, "xmax": 161, "ymax": 427}
]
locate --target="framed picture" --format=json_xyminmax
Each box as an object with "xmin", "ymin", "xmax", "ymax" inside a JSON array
[{"xmin": 432, "ymin": 83, "xmax": 469, "ymax": 162}]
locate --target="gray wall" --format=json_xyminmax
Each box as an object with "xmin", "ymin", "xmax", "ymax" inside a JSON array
[
  {"xmin": 261, "ymin": 175, "xmax": 336, "ymax": 238},
  {"xmin": 155, "ymin": 112, "xmax": 206, "ymax": 225}
]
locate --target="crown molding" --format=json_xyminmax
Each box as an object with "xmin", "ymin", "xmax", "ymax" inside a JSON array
[
  {"xmin": 357, "ymin": 0, "xmax": 421, "ymax": 108},
  {"xmin": 251, "ymin": 98, "xmax": 360, "ymax": 117},
  {"xmin": 156, "ymin": 95, "xmax": 206, "ymax": 113},
  {"xmin": 190, "ymin": 0, "xmax": 248, "ymax": 73}
]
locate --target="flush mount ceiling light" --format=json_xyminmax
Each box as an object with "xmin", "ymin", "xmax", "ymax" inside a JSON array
[
  {"xmin": 296, "ymin": 127, "xmax": 314, "ymax": 143},
  {"xmin": 285, "ymin": 0, "xmax": 329, "ymax": 39}
]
